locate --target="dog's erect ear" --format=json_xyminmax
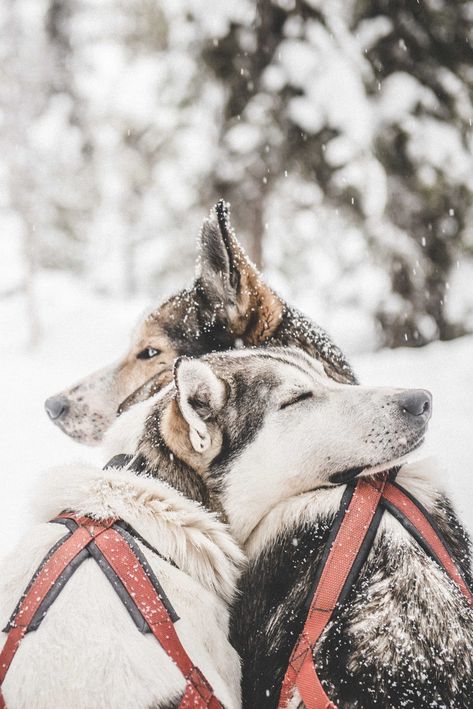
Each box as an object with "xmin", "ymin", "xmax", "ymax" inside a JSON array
[
  {"xmin": 198, "ymin": 200, "xmax": 238, "ymax": 302},
  {"xmin": 173, "ymin": 357, "xmax": 226, "ymax": 454},
  {"xmin": 117, "ymin": 370, "xmax": 174, "ymax": 415},
  {"xmin": 195, "ymin": 201, "xmax": 283, "ymax": 343}
]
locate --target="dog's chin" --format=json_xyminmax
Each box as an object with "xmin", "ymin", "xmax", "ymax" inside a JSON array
[
  {"xmin": 330, "ymin": 435, "xmax": 426, "ymax": 485},
  {"xmin": 50, "ymin": 416, "xmax": 107, "ymax": 447}
]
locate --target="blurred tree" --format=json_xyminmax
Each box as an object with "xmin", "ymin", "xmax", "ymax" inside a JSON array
[
  {"xmin": 202, "ymin": 0, "xmax": 473, "ymax": 347},
  {"xmin": 43, "ymin": 0, "xmax": 92, "ymax": 274},
  {"xmin": 0, "ymin": 0, "xmax": 51, "ymax": 346},
  {"xmin": 3, "ymin": 0, "xmax": 473, "ymax": 350},
  {"xmin": 355, "ymin": 0, "xmax": 473, "ymax": 345},
  {"xmin": 56, "ymin": 0, "xmax": 222, "ymax": 296},
  {"xmin": 0, "ymin": 0, "xmax": 93, "ymax": 346}
]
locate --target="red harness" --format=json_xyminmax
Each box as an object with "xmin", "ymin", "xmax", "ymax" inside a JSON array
[
  {"xmin": 278, "ymin": 472, "xmax": 473, "ymax": 709},
  {"xmin": 0, "ymin": 513, "xmax": 223, "ymax": 709}
]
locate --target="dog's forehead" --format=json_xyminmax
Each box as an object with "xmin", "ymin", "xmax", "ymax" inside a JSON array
[
  {"xmin": 135, "ymin": 317, "xmax": 163, "ymax": 341},
  {"xmin": 130, "ymin": 289, "xmax": 192, "ymax": 335},
  {"xmin": 129, "ymin": 311, "xmax": 163, "ymax": 344},
  {"xmin": 131, "ymin": 300, "xmax": 192, "ymax": 349},
  {"xmin": 207, "ymin": 348, "xmax": 324, "ymax": 388}
]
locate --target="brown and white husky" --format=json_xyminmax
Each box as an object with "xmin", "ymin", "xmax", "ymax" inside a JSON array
[{"xmin": 44, "ymin": 202, "xmax": 356, "ymax": 445}]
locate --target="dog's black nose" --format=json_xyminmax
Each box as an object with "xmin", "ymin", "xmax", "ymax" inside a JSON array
[
  {"xmin": 44, "ymin": 395, "xmax": 70, "ymax": 421},
  {"xmin": 398, "ymin": 389, "xmax": 432, "ymax": 421}
]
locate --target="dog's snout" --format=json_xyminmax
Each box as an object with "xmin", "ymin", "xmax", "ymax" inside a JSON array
[
  {"xmin": 397, "ymin": 389, "xmax": 432, "ymax": 421},
  {"xmin": 44, "ymin": 395, "xmax": 70, "ymax": 421}
]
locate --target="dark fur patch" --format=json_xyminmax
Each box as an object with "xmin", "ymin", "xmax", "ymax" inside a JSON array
[
  {"xmin": 158, "ymin": 289, "xmax": 225, "ymax": 356},
  {"xmin": 431, "ymin": 495, "xmax": 473, "ymax": 589},
  {"xmin": 231, "ymin": 519, "xmax": 334, "ymax": 709},
  {"xmin": 210, "ymin": 368, "xmax": 278, "ymax": 486},
  {"xmin": 231, "ymin": 507, "xmax": 473, "ymax": 709},
  {"xmin": 136, "ymin": 397, "xmax": 213, "ymax": 508},
  {"xmin": 317, "ymin": 532, "xmax": 473, "ymax": 708},
  {"xmin": 269, "ymin": 305, "xmax": 357, "ymax": 385}
]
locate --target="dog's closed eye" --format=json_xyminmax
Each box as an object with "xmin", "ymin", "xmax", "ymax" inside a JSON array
[
  {"xmin": 137, "ymin": 347, "xmax": 161, "ymax": 360},
  {"xmin": 280, "ymin": 391, "xmax": 313, "ymax": 410}
]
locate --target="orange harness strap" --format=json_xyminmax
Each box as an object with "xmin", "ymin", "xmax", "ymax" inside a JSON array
[
  {"xmin": 278, "ymin": 476, "xmax": 387, "ymax": 709},
  {"xmin": 382, "ymin": 482, "xmax": 473, "ymax": 607},
  {"xmin": 90, "ymin": 521, "xmax": 222, "ymax": 709},
  {"xmin": 0, "ymin": 514, "xmax": 222, "ymax": 709},
  {"xmin": 278, "ymin": 475, "xmax": 473, "ymax": 709},
  {"xmin": 0, "ymin": 516, "xmax": 115, "ymax": 709}
]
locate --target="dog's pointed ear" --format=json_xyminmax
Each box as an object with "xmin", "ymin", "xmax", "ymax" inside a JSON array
[
  {"xmin": 196, "ymin": 201, "xmax": 239, "ymax": 323},
  {"xmin": 173, "ymin": 357, "xmax": 226, "ymax": 454},
  {"xmin": 117, "ymin": 370, "xmax": 173, "ymax": 415},
  {"xmin": 195, "ymin": 201, "xmax": 283, "ymax": 342}
]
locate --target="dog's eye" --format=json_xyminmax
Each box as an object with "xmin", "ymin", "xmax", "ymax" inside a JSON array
[
  {"xmin": 137, "ymin": 347, "xmax": 161, "ymax": 360},
  {"xmin": 280, "ymin": 391, "xmax": 313, "ymax": 410}
]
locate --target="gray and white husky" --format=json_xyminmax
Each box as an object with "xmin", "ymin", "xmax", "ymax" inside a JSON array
[{"xmin": 123, "ymin": 347, "xmax": 473, "ymax": 709}]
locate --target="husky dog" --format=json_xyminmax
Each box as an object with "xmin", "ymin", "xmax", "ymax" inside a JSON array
[
  {"xmin": 0, "ymin": 398, "xmax": 244, "ymax": 708},
  {"xmin": 44, "ymin": 202, "xmax": 356, "ymax": 445},
  {"xmin": 125, "ymin": 348, "xmax": 473, "ymax": 709}
]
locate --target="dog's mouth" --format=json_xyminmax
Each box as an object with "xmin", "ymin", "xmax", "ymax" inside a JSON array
[{"xmin": 329, "ymin": 434, "xmax": 426, "ymax": 485}]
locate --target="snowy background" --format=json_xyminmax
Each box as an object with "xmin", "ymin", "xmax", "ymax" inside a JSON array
[{"xmin": 1, "ymin": 0, "xmax": 473, "ymax": 557}]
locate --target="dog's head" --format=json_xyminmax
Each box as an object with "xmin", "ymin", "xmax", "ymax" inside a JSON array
[
  {"xmin": 134, "ymin": 348, "xmax": 430, "ymax": 543},
  {"xmin": 45, "ymin": 202, "xmax": 356, "ymax": 445}
]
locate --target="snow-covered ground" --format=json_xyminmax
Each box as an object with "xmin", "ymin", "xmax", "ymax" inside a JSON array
[{"xmin": 0, "ymin": 278, "xmax": 472, "ymax": 561}]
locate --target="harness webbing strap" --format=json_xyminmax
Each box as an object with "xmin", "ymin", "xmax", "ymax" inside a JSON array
[
  {"xmin": 278, "ymin": 475, "xmax": 387, "ymax": 709},
  {"xmin": 0, "ymin": 514, "xmax": 222, "ymax": 709},
  {"xmin": 0, "ymin": 517, "xmax": 115, "ymax": 709},
  {"xmin": 91, "ymin": 527, "xmax": 222, "ymax": 708},
  {"xmin": 278, "ymin": 475, "xmax": 473, "ymax": 709},
  {"xmin": 382, "ymin": 482, "xmax": 473, "ymax": 607}
]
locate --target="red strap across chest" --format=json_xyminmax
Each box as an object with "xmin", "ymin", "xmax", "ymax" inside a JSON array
[
  {"xmin": 278, "ymin": 475, "xmax": 386, "ymax": 709},
  {"xmin": 278, "ymin": 475, "xmax": 473, "ymax": 709},
  {"xmin": 91, "ymin": 523, "xmax": 222, "ymax": 708},
  {"xmin": 0, "ymin": 514, "xmax": 222, "ymax": 709},
  {"xmin": 382, "ymin": 482, "xmax": 473, "ymax": 607}
]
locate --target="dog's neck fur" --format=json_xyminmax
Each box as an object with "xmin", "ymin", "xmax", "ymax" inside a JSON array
[
  {"xmin": 34, "ymin": 463, "xmax": 243, "ymax": 603},
  {"xmin": 229, "ymin": 458, "xmax": 473, "ymax": 708},
  {"xmin": 242, "ymin": 460, "xmax": 442, "ymax": 558},
  {"xmin": 135, "ymin": 429, "xmax": 211, "ymax": 509}
]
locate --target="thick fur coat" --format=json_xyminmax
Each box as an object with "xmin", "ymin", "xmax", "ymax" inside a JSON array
[
  {"xmin": 128, "ymin": 347, "xmax": 473, "ymax": 709},
  {"xmin": 0, "ymin": 464, "xmax": 243, "ymax": 709},
  {"xmin": 232, "ymin": 460, "xmax": 473, "ymax": 709}
]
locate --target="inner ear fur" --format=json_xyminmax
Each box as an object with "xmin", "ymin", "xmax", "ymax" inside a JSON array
[
  {"xmin": 161, "ymin": 398, "xmax": 222, "ymax": 476},
  {"xmin": 197, "ymin": 201, "xmax": 283, "ymax": 345}
]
